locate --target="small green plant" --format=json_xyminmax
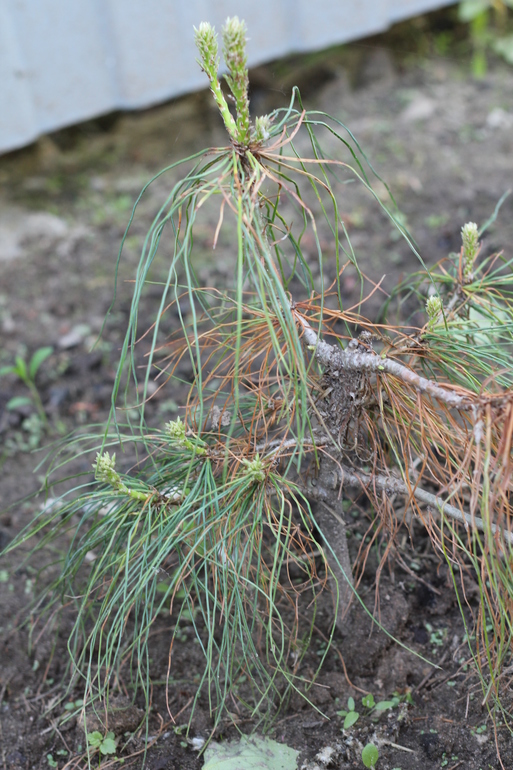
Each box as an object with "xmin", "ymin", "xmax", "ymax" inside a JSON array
[
  {"xmin": 0, "ymin": 346, "xmax": 53, "ymax": 426},
  {"xmin": 338, "ymin": 691, "xmax": 412, "ymax": 730},
  {"xmin": 63, "ymin": 698, "xmax": 84, "ymax": 712},
  {"xmin": 338, "ymin": 696, "xmax": 360, "ymax": 729},
  {"xmin": 441, "ymin": 753, "xmax": 460, "ymax": 768},
  {"xmin": 361, "ymin": 743, "xmax": 379, "ymax": 768},
  {"xmin": 87, "ymin": 730, "xmax": 118, "ymax": 758},
  {"xmin": 361, "ymin": 693, "xmax": 375, "ymax": 709},
  {"xmin": 3, "ymin": 412, "xmax": 46, "ymax": 454},
  {"xmin": 425, "ymin": 622, "xmax": 447, "ymax": 648},
  {"xmin": 459, "ymin": 0, "xmax": 513, "ymax": 76}
]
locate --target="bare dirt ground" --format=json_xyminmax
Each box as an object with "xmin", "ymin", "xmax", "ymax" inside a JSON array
[{"xmin": 1, "ymin": 11, "xmax": 513, "ymax": 770}]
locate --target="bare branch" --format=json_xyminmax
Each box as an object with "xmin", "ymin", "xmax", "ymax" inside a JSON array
[
  {"xmin": 295, "ymin": 311, "xmax": 472, "ymax": 411},
  {"xmin": 337, "ymin": 465, "xmax": 513, "ymax": 545},
  {"xmin": 282, "ymin": 436, "xmax": 512, "ymax": 544}
]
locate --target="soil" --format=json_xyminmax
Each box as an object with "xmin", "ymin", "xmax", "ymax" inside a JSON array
[{"xmin": 1, "ymin": 11, "xmax": 513, "ymax": 770}]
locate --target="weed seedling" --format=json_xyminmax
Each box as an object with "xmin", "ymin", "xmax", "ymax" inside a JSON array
[
  {"xmin": 425, "ymin": 622, "xmax": 447, "ymax": 649},
  {"xmin": 361, "ymin": 743, "xmax": 379, "ymax": 768},
  {"xmin": 0, "ymin": 346, "xmax": 53, "ymax": 426},
  {"xmin": 459, "ymin": 0, "xmax": 513, "ymax": 76},
  {"xmin": 338, "ymin": 696, "xmax": 360, "ymax": 729},
  {"xmin": 87, "ymin": 730, "xmax": 118, "ymax": 764},
  {"xmin": 338, "ymin": 691, "xmax": 412, "ymax": 730}
]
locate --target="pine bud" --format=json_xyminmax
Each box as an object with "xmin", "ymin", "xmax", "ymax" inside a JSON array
[
  {"xmin": 165, "ymin": 417, "xmax": 207, "ymax": 455},
  {"xmin": 93, "ymin": 451, "xmax": 119, "ymax": 485},
  {"xmin": 426, "ymin": 295, "xmax": 443, "ymax": 326},
  {"xmin": 242, "ymin": 453, "xmax": 266, "ymax": 482},
  {"xmin": 461, "ymin": 222, "xmax": 479, "ymax": 281},
  {"xmin": 194, "ymin": 22, "xmax": 237, "ymax": 139},
  {"xmin": 165, "ymin": 416, "xmax": 187, "ymax": 443},
  {"xmin": 194, "ymin": 22, "xmax": 219, "ymax": 72},
  {"xmin": 254, "ymin": 115, "xmax": 272, "ymax": 142},
  {"xmin": 222, "ymin": 17, "xmax": 250, "ymax": 144}
]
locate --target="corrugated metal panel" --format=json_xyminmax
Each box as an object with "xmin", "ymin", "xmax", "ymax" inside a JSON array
[{"xmin": 0, "ymin": 0, "xmax": 455, "ymax": 155}]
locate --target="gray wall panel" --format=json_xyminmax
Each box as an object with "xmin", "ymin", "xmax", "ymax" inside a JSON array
[{"xmin": 0, "ymin": 0, "xmax": 456, "ymax": 154}]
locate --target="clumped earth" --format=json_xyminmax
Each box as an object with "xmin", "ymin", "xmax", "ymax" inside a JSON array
[{"xmin": 1, "ymin": 13, "xmax": 513, "ymax": 770}]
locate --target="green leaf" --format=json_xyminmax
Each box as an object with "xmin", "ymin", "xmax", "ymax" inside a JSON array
[
  {"xmin": 29, "ymin": 346, "xmax": 53, "ymax": 380},
  {"xmin": 458, "ymin": 0, "xmax": 491, "ymax": 22},
  {"xmin": 202, "ymin": 736, "xmax": 299, "ymax": 770},
  {"xmin": 100, "ymin": 732, "xmax": 117, "ymax": 755},
  {"xmin": 492, "ymin": 35, "xmax": 513, "ymax": 65},
  {"xmin": 362, "ymin": 693, "xmax": 375, "ymax": 709},
  {"xmin": 343, "ymin": 711, "xmax": 359, "ymax": 729},
  {"xmin": 87, "ymin": 731, "xmax": 103, "ymax": 748},
  {"xmin": 46, "ymin": 755, "xmax": 58, "ymax": 768},
  {"xmin": 6, "ymin": 396, "xmax": 33, "ymax": 411},
  {"xmin": 347, "ymin": 696, "xmax": 355, "ymax": 711},
  {"xmin": 361, "ymin": 743, "xmax": 379, "ymax": 768},
  {"xmin": 14, "ymin": 355, "xmax": 28, "ymax": 380},
  {"xmin": 374, "ymin": 700, "xmax": 395, "ymax": 711},
  {"xmin": 0, "ymin": 365, "xmax": 16, "ymax": 377}
]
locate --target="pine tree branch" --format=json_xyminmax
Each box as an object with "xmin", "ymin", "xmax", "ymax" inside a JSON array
[
  {"xmin": 299, "ymin": 463, "xmax": 513, "ymax": 545},
  {"xmin": 294, "ymin": 311, "xmax": 472, "ymax": 411}
]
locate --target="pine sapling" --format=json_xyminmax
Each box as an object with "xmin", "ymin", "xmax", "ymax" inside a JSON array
[{"xmin": 5, "ymin": 18, "xmax": 513, "ymax": 748}]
